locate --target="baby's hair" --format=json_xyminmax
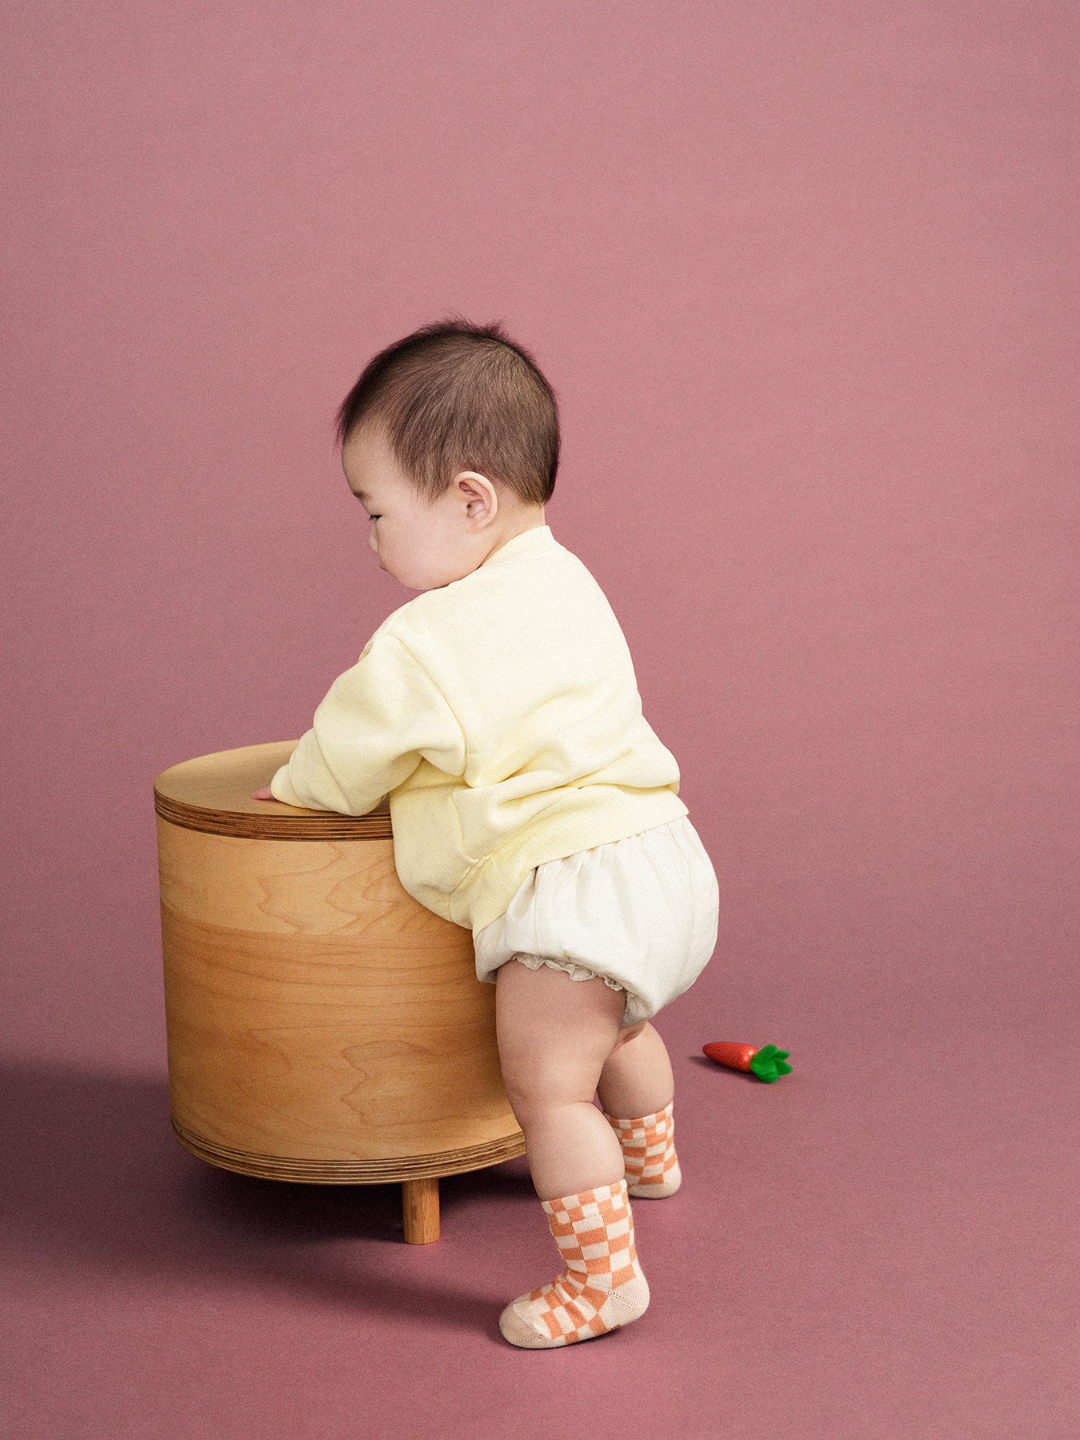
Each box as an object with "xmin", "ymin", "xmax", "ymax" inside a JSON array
[{"xmin": 335, "ymin": 319, "xmax": 559, "ymax": 506}]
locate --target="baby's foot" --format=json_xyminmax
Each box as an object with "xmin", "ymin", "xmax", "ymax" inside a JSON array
[
  {"xmin": 499, "ymin": 1182, "xmax": 649, "ymax": 1348},
  {"xmin": 605, "ymin": 1102, "xmax": 682, "ymax": 1197}
]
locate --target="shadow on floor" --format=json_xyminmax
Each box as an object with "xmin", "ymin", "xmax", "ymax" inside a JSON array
[{"xmin": 0, "ymin": 1061, "xmax": 534, "ymax": 1333}]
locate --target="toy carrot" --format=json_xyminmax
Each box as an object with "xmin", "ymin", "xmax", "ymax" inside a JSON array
[{"xmin": 702, "ymin": 1041, "xmax": 792, "ymax": 1083}]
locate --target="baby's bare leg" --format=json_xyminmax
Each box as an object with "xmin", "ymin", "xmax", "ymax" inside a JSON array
[
  {"xmin": 596, "ymin": 1022, "xmax": 674, "ymax": 1120},
  {"xmin": 599, "ymin": 1021, "xmax": 682, "ymax": 1198},
  {"xmin": 495, "ymin": 960, "xmax": 626, "ymax": 1200}
]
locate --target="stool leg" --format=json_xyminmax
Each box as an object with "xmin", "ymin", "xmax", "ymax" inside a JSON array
[{"xmin": 402, "ymin": 1176, "xmax": 440, "ymax": 1244}]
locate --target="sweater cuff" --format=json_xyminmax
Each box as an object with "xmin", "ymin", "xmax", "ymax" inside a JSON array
[{"xmin": 269, "ymin": 762, "xmax": 307, "ymax": 808}]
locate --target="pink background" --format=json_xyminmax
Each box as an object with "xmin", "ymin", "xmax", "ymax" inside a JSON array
[{"xmin": 3, "ymin": 3, "xmax": 1077, "ymax": 1437}]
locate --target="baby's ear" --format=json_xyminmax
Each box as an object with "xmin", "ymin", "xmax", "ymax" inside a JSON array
[{"xmin": 453, "ymin": 470, "xmax": 499, "ymax": 526}]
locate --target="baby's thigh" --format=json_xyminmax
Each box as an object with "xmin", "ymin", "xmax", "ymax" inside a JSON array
[{"xmin": 495, "ymin": 959, "xmax": 626, "ymax": 1106}]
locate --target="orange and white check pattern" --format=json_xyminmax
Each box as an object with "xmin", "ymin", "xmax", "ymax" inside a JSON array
[
  {"xmin": 508, "ymin": 1182, "xmax": 646, "ymax": 1346},
  {"xmin": 605, "ymin": 1102, "xmax": 681, "ymax": 1197}
]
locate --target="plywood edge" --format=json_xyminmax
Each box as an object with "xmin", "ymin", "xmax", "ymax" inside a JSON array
[
  {"xmin": 154, "ymin": 740, "xmax": 392, "ymax": 840},
  {"xmin": 154, "ymin": 794, "xmax": 393, "ymax": 841},
  {"xmin": 172, "ymin": 1116, "xmax": 526, "ymax": 1183}
]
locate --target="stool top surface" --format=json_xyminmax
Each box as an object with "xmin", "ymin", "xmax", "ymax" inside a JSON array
[{"xmin": 154, "ymin": 740, "xmax": 392, "ymax": 840}]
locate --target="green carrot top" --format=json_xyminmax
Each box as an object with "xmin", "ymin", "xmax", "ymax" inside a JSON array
[{"xmin": 748, "ymin": 1043, "xmax": 793, "ymax": 1083}]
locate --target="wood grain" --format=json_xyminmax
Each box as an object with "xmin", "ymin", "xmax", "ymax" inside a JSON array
[
  {"xmin": 170, "ymin": 1117, "xmax": 525, "ymax": 1184},
  {"xmin": 155, "ymin": 739, "xmax": 392, "ymax": 840},
  {"xmin": 155, "ymin": 743, "xmax": 524, "ymax": 1192},
  {"xmin": 402, "ymin": 1177, "xmax": 441, "ymax": 1244}
]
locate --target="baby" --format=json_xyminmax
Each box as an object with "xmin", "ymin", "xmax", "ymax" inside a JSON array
[{"xmin": 253, "ymin": 320, "xmax": 719, "ymax": 1348}]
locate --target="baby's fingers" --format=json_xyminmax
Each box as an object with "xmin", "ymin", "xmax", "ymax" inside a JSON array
[{"xmin": 251, "ymin": 786, "xmax": 275, "ymax": 801}]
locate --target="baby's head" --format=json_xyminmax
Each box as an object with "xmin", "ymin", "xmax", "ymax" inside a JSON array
[{"xmin": 337, "ymin": 320, "xmax": 559, "ymax": 590}]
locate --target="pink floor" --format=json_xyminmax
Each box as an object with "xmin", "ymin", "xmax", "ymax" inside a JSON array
[{"xmin": 4, "ymin": 943, "xmax": 1076, "ymax": 1440}]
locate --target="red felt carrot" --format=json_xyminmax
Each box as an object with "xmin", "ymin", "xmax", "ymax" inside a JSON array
[{"xmin": 702, "ymin": 1041, "xmax": 792, "ymax": 1083}]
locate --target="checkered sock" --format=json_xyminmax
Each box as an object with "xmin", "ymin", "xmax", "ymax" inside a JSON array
[
  {"xmin": 498, "ymin": 1180, "xmax": 650, "ymax": 1349},
  {"xmin": 604, "ymin": 1102, "xmax": 682, "ymax": 1197}
]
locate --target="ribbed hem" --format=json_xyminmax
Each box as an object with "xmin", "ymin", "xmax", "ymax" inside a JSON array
[
  {"xmin": 269, "ymin": 763, "xmax": 307, "ymax": 808},
  {"xmin": 603, "ymin": 1104, "xmax": 673, "ymax": 1130},
  {"xmin": 540, "ymin": 1180, "xmax": 626, "ymax": 1215},
  {"xmin": 451, "ymin": 787, "xmax": 688, "ymax": 932}
]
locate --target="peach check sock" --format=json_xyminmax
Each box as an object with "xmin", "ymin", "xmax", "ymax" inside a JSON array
[
  {"xmin": 499, "ymin": 1180, "xmax": 650, "ymax": 1349},
  {"xmin": 604, "ymin": 1102, "xmax": 682, "ymax": 1197}
]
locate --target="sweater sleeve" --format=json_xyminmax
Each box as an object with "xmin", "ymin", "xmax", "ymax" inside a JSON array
[{"xmin": 269, "ymin": 632, "xmax": 466, "ymax": 816}]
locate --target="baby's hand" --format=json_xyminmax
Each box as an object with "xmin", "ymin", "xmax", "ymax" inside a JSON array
[{"xmin": 251, "ymin": 786, "xmax": 275, "ymax": 801}]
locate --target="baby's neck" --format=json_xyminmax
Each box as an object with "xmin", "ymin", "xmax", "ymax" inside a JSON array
[{"xmin": 478, "ymin": 505, "xmax": 547, "ymax": 567}]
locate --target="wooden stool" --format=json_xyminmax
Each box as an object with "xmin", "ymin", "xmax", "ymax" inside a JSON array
[{"xmin": 154, "ymin": 740, "xmax": 525, "ymax": 1243}]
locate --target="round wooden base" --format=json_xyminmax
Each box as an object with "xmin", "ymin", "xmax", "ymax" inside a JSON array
[
  {"xmin": 155, "ymin": 741, "xmax": 527, "ymax": 1245},
  {"xmin": 170, "ymin": 1116, "xmax": 527, "ymax": 1185}
]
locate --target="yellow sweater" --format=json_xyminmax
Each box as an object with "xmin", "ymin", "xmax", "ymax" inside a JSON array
[{"xmin": 271, "ymin": 525, "xmax": 688, "ymax": 932}]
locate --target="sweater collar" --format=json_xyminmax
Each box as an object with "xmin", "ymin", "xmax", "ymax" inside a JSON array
[{"xmin": 480, "ymin": 524, "xmax": 556, "ymax": 569}]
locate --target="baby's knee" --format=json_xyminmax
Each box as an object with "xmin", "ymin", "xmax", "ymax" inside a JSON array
[
  {"xmin": 502, "ymin": 1068, "xmax": 593, "ymax": 1126},
  {"xmin": 503, "ymin": 1083, "xmax": 547, "ymax": 1130}
]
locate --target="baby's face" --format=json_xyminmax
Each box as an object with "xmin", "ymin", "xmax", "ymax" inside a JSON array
[{"xmin": 342, "ymin": 426, "xmax": 487, "ymax": 591}]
